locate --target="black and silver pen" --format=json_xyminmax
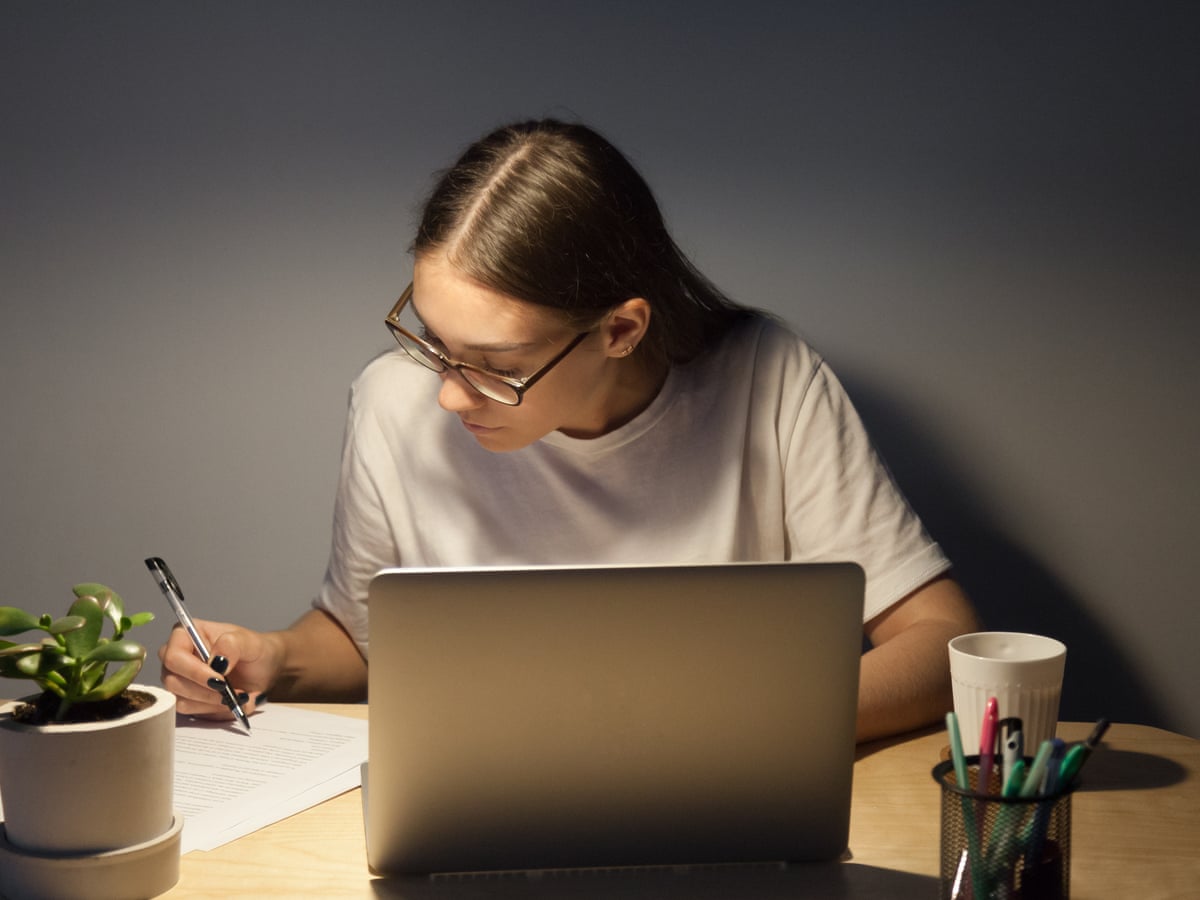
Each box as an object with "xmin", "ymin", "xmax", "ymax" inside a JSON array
[{"xmin": 144, "ymin": 556, "xmax": 251, "ymax": 733}]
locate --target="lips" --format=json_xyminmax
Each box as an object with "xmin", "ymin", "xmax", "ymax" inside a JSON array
[{"xmin": 460, "ymin": 419, "xmax": 499, "ymax": 435}]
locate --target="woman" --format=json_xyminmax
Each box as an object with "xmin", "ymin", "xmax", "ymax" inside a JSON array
[{"xmin": 160, "ymin": 119, "xmax": 978, "ymax": 742}]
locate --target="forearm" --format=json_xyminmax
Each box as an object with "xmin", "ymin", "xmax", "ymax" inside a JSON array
[
  {"xmin": 856, "ymin": 619, "xmax": 961, "ymax": 741},
  {"xmin": 264, "ymin": 608, "xmax": 369, "ymax": 702},
  {"xmin": 856, "ymin": 576, "xmax": 980, "ymax": 743}
]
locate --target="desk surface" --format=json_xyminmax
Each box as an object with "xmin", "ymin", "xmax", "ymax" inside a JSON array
[{"xmin": 168, "ymin": 711, "xmax": 1199, "ymax": 899}]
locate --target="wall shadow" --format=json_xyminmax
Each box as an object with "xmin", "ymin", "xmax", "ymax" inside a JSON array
[{"xmin": 840, "ymin": 373, "xmax": 1169, "ymax": 730}]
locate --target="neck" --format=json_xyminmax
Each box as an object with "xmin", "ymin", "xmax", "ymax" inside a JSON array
[{"xmin": 558, "ymin": 357, "xmax": 669, "ymax": 439}]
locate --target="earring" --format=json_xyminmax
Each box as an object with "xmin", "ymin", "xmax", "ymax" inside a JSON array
[{"xmin": 620, "ymin": 345, "xmax": 635, "ymax": 357}]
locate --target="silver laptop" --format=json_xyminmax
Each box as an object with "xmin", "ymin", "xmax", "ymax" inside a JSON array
[{"xmin": 363, "ymin": 562, "xmax": 864, "ymax": 876}]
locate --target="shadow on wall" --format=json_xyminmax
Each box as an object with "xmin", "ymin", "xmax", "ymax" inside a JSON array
[{"xmin": 841, "ymin": 374, "xmax": 1168, "ymax": 731}]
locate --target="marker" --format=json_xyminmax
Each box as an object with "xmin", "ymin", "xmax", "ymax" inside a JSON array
[
  {"xmin": 946, "ymin": 711, "xmax": 970, "ymax": 791},
  {"xmin": 1020, "ymin": 740, "xmax": 1055, "ymax": 797},
  {"xmin": 1002, "ymin": 758, "xmax": 1027, "ymax": 797},
  {"xmin": 946, "ymin": 712, "xmax": 985, "ymax": 899},
  {"xmin": 145, "ymin": 557, "xmax": 251, "ymax": 733},
  {"xmin": 1003, "ymin": 729, "xmax": 1024, "ymax": 785},
  {"xmin": 1059, "ymin": 717, "xmax": 1110, "ymax": 785},
  {"xmin": 1023, "ymin": 739, "xmax": 1068, "ymax": 869},
  {"xmin": 978, "ymin": 697, "xmax": 1000, "ymax": 795},
  {"xmin": 999, "ymin": 716, "xmax": 1023, "ymax": 783},
  {"xmin": 1041, "ymin": 738, "xmax": 1066, "ymax": 794}
]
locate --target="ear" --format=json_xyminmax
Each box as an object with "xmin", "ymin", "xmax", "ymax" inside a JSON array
[{"xmin": 599, "ymin": 298, "xmax": 652, "ymax": 358}]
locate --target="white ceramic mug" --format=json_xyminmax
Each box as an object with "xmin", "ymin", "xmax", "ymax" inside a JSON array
[{"xmin": 948, "ymin": 632, "xmax": 1067, "ymax": 755}]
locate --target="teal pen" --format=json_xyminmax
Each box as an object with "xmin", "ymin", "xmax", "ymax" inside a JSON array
[
  {"xmin": 945, "ymin": 712, "xmax": 985, "ymax": 899},
  {"xmin": 983, "ymin": 758, "xmax": 1030, "ymax": 880},
  {"xmin": 1059, "ymin": 742, "xmax": 1087, "ymax": 784},
  {"xmin": 946, "ymin": 711, "xmax": 970, "ymax": 790},
  {"xmin": 1023, "ymin": 739, "xmax": 1067, "ymax": 871},
  {"xmin": 1060, "ymin": 717, "xmax": 1110, "ymax": 785},
  {"xmin": 1020, "ymin": 740, "xmax": 1055, "ymax": 797},
  {"xmin": 1041, "ymin": 739, "xmax": 1066, "ymax": 794},
  {"xmin": 1002, "ymin": 759, "xmax": 1026, "ymax": 797}
]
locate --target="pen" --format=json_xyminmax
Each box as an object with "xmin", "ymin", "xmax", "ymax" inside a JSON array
[
  {"xmin": 946, "ymin": 711, "xmax": 985, "ymax": 899},
  {"xmin": 145, "ymin": 557, "xmax": 251, "ymax": 733},
  {"xmin": 999, "ymin": 716, "xmax": 1023, "ymax": 784},
  {"xmin": 978, "ymin": 697, "xmax": 999, "ymax": 795},
  {"xmin": 1023, "ymin": 739, "xmax": 1067, "ymax": 869},
  {"xmin": 1020, "ymin": 740, "xmax": 1054, "ymax": 798},
  {"xmin": 1059, "ymin": 717, "xmax": 1110, "ymax": 785}
]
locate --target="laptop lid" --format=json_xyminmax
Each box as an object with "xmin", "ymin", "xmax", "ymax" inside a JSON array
[{"xmin": 364, "ymin": 561, "xmax": 864, "ymax": 875}]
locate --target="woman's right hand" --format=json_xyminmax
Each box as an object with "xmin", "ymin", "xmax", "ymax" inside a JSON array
[{"xmin": 158, "ymin": 619, "xmax": 280, "ymax": 720}]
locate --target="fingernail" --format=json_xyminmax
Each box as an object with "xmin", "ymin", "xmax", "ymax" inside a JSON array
[
  {"xmin": 207, "ymin": 677, "xmax": 226, "ymax": 692},
  {"xmin": 254, "ymin": 693, "xmax": 269, "ymax": 706},
  {"xmin": 210, "ymin": 655, "xmax": 229, "ymax": 675},
  {"xmin": 236, "ymin": 691, "xmax": 250, "ymax": 705}
]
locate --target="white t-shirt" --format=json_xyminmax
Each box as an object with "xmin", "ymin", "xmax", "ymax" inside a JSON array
[{"xmin": 315, "ymin": 315, "xmax": 950, "ymax": 656}]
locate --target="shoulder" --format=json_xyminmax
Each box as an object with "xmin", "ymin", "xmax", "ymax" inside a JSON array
[
  {"xmin": 347, "ymin": 349, "xmax": 436, "ymax": 418},
  {"xmin": 699, "ymin": 313, "xmax": 826, "ymax": 392}
]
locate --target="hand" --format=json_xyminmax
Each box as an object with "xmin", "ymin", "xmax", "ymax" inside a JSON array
[{"xmin": 158, "ymin": 619, "xmax": 279, "ymax": 720}]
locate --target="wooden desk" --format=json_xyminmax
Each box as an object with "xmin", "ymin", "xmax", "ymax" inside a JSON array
[{"xmin": 169, "ymin": 711, "xmax": 1199, "ymax": 898}]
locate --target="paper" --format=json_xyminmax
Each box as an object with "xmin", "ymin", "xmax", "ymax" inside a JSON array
[{"xmin": 173, "ymin": 703, "xmax": 367, "ymax": 853}]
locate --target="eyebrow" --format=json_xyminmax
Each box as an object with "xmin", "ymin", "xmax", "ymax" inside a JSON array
[{"xmin": 412, "ymin": 300, "xmax": 545, "ymax": 353}]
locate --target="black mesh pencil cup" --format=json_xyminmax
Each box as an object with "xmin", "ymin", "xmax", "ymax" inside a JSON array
[{"xmin": 932, "ymin": 756, "xmax": 1073, "ymax": 900}]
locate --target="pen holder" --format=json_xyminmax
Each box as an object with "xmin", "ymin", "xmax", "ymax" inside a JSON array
[{"xmin": 933, "ymin": 757, "xmax": 1073, "ymax": 900}]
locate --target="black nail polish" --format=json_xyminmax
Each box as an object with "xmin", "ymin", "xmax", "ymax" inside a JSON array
[
  {"xmin": 207, "ymin": 677, "xmax": 226, "ymax": 692},
  {"xmin": 210, "ymin": 655, "xmax": 229, "ymax": 675},
  {"xmin": 236, "ymin": 691, "xmax": 250, "ymax": 704}
]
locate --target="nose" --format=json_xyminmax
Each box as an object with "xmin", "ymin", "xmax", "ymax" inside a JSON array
[{"xmin": 437, "ymin": 369, "xmax": 486, "ymax": 413}]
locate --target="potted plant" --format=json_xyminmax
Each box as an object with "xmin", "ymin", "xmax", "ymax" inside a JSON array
[{"xmin": 0, "ymin": 582, "xmax": 182, "ymax": 900}]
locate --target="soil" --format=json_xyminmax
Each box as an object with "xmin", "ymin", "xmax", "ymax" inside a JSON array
[{"xmin": 7, "ymin": 688, "xmax": 157, "ymax": 725}]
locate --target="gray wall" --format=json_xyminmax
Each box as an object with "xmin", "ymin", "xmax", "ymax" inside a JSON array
[{"xmin": 3, "ymin": 3, "xmax": 1197, "ymax": 737}]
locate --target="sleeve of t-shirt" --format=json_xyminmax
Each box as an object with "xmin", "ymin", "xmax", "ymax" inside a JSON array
[{"xmin": 779, "ymin": 354, "xmax": 951, "ymax": 623}]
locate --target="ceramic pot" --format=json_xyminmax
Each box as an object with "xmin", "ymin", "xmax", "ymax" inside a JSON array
[{"xmin": 0, "ymin": 684, "xmax": 181, "ymax": 900}]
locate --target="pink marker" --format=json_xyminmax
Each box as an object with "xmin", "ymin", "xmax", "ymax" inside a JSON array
[{"xmin": 977, "ymin": 697, "xmax": 999, "ymax": 794}]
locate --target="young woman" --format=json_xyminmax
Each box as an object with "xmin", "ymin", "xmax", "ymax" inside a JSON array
[{"xmin": 160, "ymin": 119, "xmax": 978, "ymax": 742}]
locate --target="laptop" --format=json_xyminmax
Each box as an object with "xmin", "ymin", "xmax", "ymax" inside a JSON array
[{"xmin": 363, "ymin": 561, "xmax": 864, "ymax": 876}]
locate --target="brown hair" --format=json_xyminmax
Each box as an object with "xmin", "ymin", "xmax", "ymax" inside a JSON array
[{"xmin": 412, "ymin": 119, "xmax": 754, "ymax": 367}]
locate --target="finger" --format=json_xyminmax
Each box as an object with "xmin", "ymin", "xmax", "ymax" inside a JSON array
[
  {"xmin": 161, "ymin": 670, "xmax": 235, "ymax": 719},
  {"xmin": 159, "ymin": 625, "xmax": 224, "ymax": 693}
]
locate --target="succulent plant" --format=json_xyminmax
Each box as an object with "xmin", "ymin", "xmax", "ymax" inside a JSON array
[{"xmin": 0, "ymin": 583, "xmax": 154, "ymax": 722}]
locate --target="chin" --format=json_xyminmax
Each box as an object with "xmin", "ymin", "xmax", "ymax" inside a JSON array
[{"xmin": 469, "ymin": 430, "xmax": 536, "ymax": 453}]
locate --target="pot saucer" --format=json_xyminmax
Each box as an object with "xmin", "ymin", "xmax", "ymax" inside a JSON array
[{"xmin": 0, "ymin": 812, "xmax": 182, "ymax": 900}]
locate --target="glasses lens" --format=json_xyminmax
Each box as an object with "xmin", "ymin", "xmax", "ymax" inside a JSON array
[
  {"xmin": 388, "ymin": 325, "xmax": 445, "ymax": 373},
  {"xmin": 459, "ymin": 371, "xmax": 521, "ymax": 406}
]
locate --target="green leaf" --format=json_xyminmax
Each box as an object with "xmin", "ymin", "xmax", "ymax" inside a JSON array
[
  {"xmin": 63, "ymin": 595, "xmax": 105, "ymax": 658},
  {"xmin": 83, "ymin": 639, "xmax": 146, "ymax": 664},
  {"xmin": 0, "ymin": 642, "xmax": 44, "ymax": 658},
  {"xmin": 73, "ymin": 583, "xmax": 125, "ymax": 632},
  {"xmin": 15, "ymin": 653, "xmax": 44, "ymax": 677},
  {"xmin": 78, "ymin": 658, "xmax": 143, "ymax": 702},
  {"xmin": 0, "ymin": 658, "xmax": 30, "ymax": 679},
  {"xmin": 125, "ymin": 611, "xmax": 155, "ymax": 629},
  {"xmin": 0, "ymin": 607, "xmax": 42, "ymax": 636},
  {"xmin": 47, "ymin": 615, "xmax": 87, "ymax": 635}
]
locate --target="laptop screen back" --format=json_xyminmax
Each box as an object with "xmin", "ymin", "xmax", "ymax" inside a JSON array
[{"xmin": 364, "ymin": 562, "xmax": 864, "ymax": 875}]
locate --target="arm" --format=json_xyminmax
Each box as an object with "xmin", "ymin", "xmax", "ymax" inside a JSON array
[
  {"xmin": 264, "ymin": 608, "xmax": 369, "ymax": 702},
  {"xmin": 856, "ymin": 574, "xmax": 980, "ymax": 743},
  {"xmin": 159, "ymin": 607, "xmax": 367, "ymax": 719}
]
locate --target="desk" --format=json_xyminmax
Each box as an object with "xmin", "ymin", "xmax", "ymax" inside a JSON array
[{"xmin": 169, "ymin": 712, "xmax": 1199, "ymax": 898}]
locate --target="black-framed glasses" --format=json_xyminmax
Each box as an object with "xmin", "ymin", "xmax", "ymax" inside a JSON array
[{"xmin": 385, "ymin": 283, "xmax": 591, "ymax": 406}]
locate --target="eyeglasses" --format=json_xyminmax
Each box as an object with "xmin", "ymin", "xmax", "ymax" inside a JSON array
[{"xmin": 385, "ymin": 283, "xmax": 591, "ymax": 406}]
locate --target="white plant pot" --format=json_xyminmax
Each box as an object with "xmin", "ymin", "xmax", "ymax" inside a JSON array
[{"xmin": 0, "ymin": 684, "xmax": 181, "ymax": 900}]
